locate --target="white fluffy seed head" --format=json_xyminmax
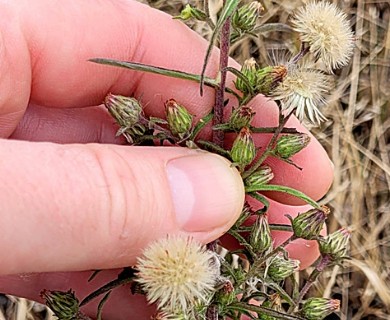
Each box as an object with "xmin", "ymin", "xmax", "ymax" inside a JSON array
[
  {"xmin": 291, "ymin": 1, "xmax": 354, "ymax": 71},
  {"xmin": 136, "ymin": 236, "xmax": 218, "ymax": 315},
  {"xmin": 272, "ymin": 64, "xmax": 331, "ymax": 125}
]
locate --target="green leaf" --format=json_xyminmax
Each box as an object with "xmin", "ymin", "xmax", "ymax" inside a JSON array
[
  {"xmin": 245, "ymin": 184, "xmax": 321, "ymax": 209},
  {"xmin": 89, "ymin": 58, "xmax": 218, "ymax": 86},
  {"xmin": 96, "ymin": 292, "xmax": 111, "ymax": 320},
  {"xmin": 200, "ymin": 0, "xmax": 240, "ymax": 94}
]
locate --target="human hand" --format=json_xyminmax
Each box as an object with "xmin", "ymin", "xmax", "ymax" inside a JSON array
[{"xmin": 0, "ymin": 0, "xmax": 333, "ymax": 318}]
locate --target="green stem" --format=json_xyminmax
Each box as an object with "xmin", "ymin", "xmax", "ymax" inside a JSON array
[
  {"xmin": 245, "ymin": 185, "xmax": 321, "ymax": 209},
  {"xmin": 289, "ymin": 255, "xmax": 331, "ymax": 313},
  {"xmin": 227, "ymin": 302, "xmax": 304, "ymax": 320},
  {"xmin": 243, "ymin": 111, "xmax": 293, "ymax": 179}
]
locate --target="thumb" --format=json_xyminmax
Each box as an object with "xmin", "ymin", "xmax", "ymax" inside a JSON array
[{"xmin": 0, "ymin": 139, "xmax": 244, "ymax": 275}]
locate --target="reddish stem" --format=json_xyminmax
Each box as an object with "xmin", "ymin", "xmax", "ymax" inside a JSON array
[{"xmin": 212, "ymin": 14, "xmax": 231, "ymax": 147}]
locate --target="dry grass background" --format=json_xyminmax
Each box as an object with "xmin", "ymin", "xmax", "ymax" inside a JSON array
[{"xmin": 2, "ymin": 0, "xmax": 389, "ymax": 319}]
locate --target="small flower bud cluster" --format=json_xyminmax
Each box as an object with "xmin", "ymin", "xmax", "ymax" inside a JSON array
[
  {"xmin": 267, "ymin": 253, "xmax": 300, "ymax": 282},
  {"xmin": 274, "ymin": 133, "xmax": 311, "ymax": 159},
  {"xmin": 232, "ymin": 2, "xmax": 263, "ymax": 37},
  {"xmin": 289, "ymin": 206, "xmax": 329, "ymax": 240},
  {"xmin": 41, "ymin": 290, "xmax": 80, "ymax": 320},
  {"xmin": 319, "ymin": 227, "xmax": 351, "ymax": 262},
  {"xmin": 165, "ymin": 99, "xmax": 193, "ymax": 138},
  {"xmin": 104, "ymin": 93, "xmax": 146, "ymax": 144},
  {"xmin": 244, "ymin": 165, "xmax": 274, "ymax": 188},
  {"xmin": 228, "ymin": 105, "xmax": 256, "ymax": 131},
  {"xmin": 249, "ymin": 213, "xmax": 272, "ymax": 254},
  {"xmin": 230, "ymin": 127, "xmax": 256, "ymax": 170},
  {"xmin": 300, "ymin": 298, "xmax": 340, "ymax": 320},
  {"xmin": 234, "ymin": 60, "xmax": 287, "ymax": 97}
]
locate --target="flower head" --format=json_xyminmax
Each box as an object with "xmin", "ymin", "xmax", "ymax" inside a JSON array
[
  {"xmin": 136, "ymin": 236, "xmax": 218, "ymax": 315},
  {"xmin": 272, "ymin": 65, "xmax": 331, "ymax": 125},
  {"xmin": 289, "ymin": 206, "xmax": 329, "ymax": 240},
  {"xmin": 40, "ymin": 290, "xmax": 79, "ymax": 320},
  {"xmin": 300, "ymin": 298, "xmax": 340, "ymax": 320},
  {"xmin": 319, "ymin": 227, "xmax": 351, "ymax": 262},
  {"xmin": 291, "ymin": 1, "xmax": 354, "ymax": 71},
  {"xmin": 267, "ymin": 253, "xmax": 300, "ymax": 282},
  {"xmin": 230, "ymin": 127, "xmax": 256, "ymax": 169}
]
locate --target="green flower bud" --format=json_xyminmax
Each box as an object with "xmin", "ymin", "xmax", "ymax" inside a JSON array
[
  {"xmin": 41, "ymin": 290, "xmax": 79, "ymax": 320},
  {"xmin": 104, "ymin": 93, "xmax": 146, "ymax": 143},
  {"xmin": 319, "ymin": 228, "xmax": 351, "ymax": 262},
  {"xmin": 165, "ymin": 99, "xmax": 193, "ymax": 137},
  {"xmin": 267, "ymin": 253, "xmax": 300, "ymax": 282},
  {"xmin": 173, "ymin": 4, "xmax": 207, "ymax": 21},
  {"xmin": 300, "ymin": 298, "xmax": 340, "ymax": 320},
  {"xmin": 274, "ymin": 133, "xmax": 311, "ymax": 159},
  {"xmin": 289, "ymin": 206, "xmax": 329, "ymax": 240},
  {"xmin": 255, "ymin": 65, "xmax": 287, "ymax": 95},
  {"xmin": 215, "ymin": 281, "xmax": 235, "ymax": 306},
  {"xmin": 244, "ymin": 165, "xmax": 274, "ymax": 187},
  {"xmin": 232, "ymin": 2, "xmax": 263, "ymax": 33},
  {"xmin": 230, "ymin": 127, "xmax": 256, "ymax": 169},
  {"xmin": 104, "ymin": 93, "xmax": 142, "ymax": 129},
  {"xmin": 250, "ymin": 214, "xmax": 272, "ymax": 254},
  {"xmin": 234, "ymin": 58, "xmax": 258, "ymax": 94},
  {"xmin": 229, "ymin": 105, "xmax": 256, "ymax": 131},
  {"xmin": 235, "ymin": 202, "xmax": 253, "ymax": 227}
]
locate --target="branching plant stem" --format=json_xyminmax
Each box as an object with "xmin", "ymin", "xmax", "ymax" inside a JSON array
[
  {"xmin": 243, "ymin": 111, "xmax": 294, "ymax": 179},
  {"xmin": 288, "ymin": 255, "xmax": 331, "ymax": 313}
]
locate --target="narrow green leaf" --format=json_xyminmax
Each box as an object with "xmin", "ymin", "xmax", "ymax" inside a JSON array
[
  {"xmin": 89, "ymin": 58, "xmax": 241, "ymax": 101},
  {"xmin": 200, "ymin": 0, "xmax": 240, "ymax": 94},
  {"xmin": 96, "ymin": 292, "xmax": 111, "ymax": 320},
  {"xmin": 245, "ymin": 184, "xmax": 321, "ymax": 209},
  {"xmin": 89, "ymin": 58, "xmax": 218, "ymax": 86},
  {"xmin": 190, "ymin": 110, "xmax": 214, "ymax": 139}
]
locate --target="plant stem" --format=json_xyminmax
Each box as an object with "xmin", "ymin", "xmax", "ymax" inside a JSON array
[
  {"xmin": 212, "ymin": 12, "xmax": 231, "ymax": 146},
  {"xmin": 206, "ymin": 4, "xmax": 232, "ymax": 320},
  {"xmin": 289, "ymin": 255, "xmax": 331, "ymax": 313},
  {"xmin": 242, "ymin": 111, "xmax": 293, "ymax": 179}
]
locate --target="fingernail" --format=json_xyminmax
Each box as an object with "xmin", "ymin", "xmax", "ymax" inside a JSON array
[{"xmin": 166, "ymin": 153, "xmax": 244, "ymax": 232}]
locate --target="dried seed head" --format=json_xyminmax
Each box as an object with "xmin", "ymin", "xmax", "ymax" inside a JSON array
[
  {"xmin": 291, "ymin": 1, "xmax": 354, "ymax": 71},
  {"xmin": 267, "ymin": 253, "xmax": 300, "ymax": 282},
  {"xmin": 274, "ymin": 133, "xmax": 311, "ymax": 159},
  {"xmin": 300, "ymin": 298, "xmax": 340, "ymax": 320},
  {"xmin": 230, "ymin": 127, "xmax": 256, "ymax": 169},
  {"xmin": 289, "ymin": 206, "xmax": 329, "ymax": 240},
  {"xmin": 41, "ymin": 290, "xmax": 79, "ymax": 320},
  {"xmin": 272, "ymin": 65, "xmax": 331, "ymax": 125},
  {"xmin": 319, "ymin": 227, "xmax": 351, "ymax": 262},
  {"xmin": 165, "ymin": 99, "xmax": 193, "ymax": 137},
  {"xmin": 136, "ymin": 236, "xmax": 218, "ymax": 315},
  {"xmin": 229, "ymin": 105, "xmax": 256, "ymax": 131}
]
